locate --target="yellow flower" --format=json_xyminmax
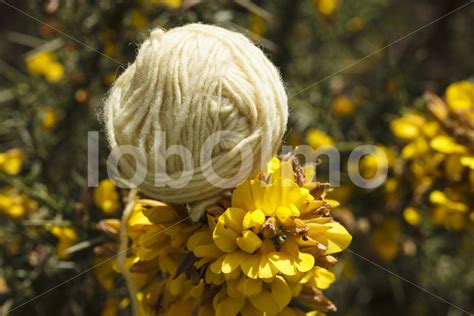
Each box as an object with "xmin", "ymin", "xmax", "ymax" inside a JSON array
[
  {"xmin": 314, "ymin": 0, "xmax": 339, "ymax": 16},
  {"xmin": 0, "ymin": 148, "xmax": 25, "ymax": 175},
  {"xmin": 127, "ymin": 199, "xmax": 199, "ymax": 275},
  {"xmin": 331, "ymin": 95, "xmax": 354, "ymax": 117},
  {"xmin": 248, "ymin": 14, "xmax": 267, "ymax": 37},
  {"xmin": 391, "ymin": 86, "xmax": 473, "ymax": 233},
  {"xmin": 116, "ymin": 158, "xmax": 351, "ymax": 315},
  {"xmin": 306, "ymin": 129, "xmax": 334, "ymax": 149},
  {"xmin": 41, "ymin": 108, "xmax": 60, "ymax": 129},
  {"xmin": 359, "ymin": 145, "xmax": 395, "ymax": 179},
  {"xmin": 44, "ymin": 62, "xmax": 65, "ymax": 82},
  {"xmin": 429, "ymin": 190, "xmax": 468, "ymax": 231},
  {"xmin": 48, "ymin": 226, "xmax": 78, "ymax": 259},
  {"xmin": 188, "ymin": 159, "xmax": 351, "ymax": 313},
  {"xmin": 0, "ymin": 187, "xmax": 37, "ymax": 219},
  {"xmin": 460, "ymin": 156, "xmax": 474, "ymax": 169},
  {"xmin": 430, "ymin": 135, "xmax": 467, "ymax": 154},
  {"xmin": 94, "ymin": 257, "xmax": 116, "ymax": 291},
  {"xmin": 430, "ymin": 190, "xmax": 467, "ymax": 212},
  {"xmin": 211, "ymin": 275, "xmax": 294, "ymax": 315},
  {"xmin": 146, "ymin": 0, "xmax": 182, "ymax": 9},
  {"xmin": 93, "ymin": 179, "xmax": 121, "ymax": 215},
  {"xmin": 403, "ymin": 207, "xmax": 422, "ymax": 226},
  {"xmin": 445, "ymin": 80, "xmax": 474, "ymax": 111},
  {"xmin": 371, "ymin": 219, "xmax": 400, "ymax": 261},
  {"xmin": 390, "ymin": 114, "xmax": 425, "ymax": 141},
  {"xmin": 26, "ymin": 51, "xmax": 64, "ymax": 82},
  {"xmin": 130, "ymin": 9, "xmax": 148, "ymax": 29},
  {"xmin": 304, "ymin": 266, "xmax": 335, "ymax": 290}
]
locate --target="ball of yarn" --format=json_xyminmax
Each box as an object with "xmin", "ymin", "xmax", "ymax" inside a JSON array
[{"xmin": 103, "ymin": 23, "xmax": 288, "ymax": 218}]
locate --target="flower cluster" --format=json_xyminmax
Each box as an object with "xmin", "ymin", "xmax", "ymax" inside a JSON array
[
  {"xmin": 0, "ymin": 149, "xmax": 36, "ymax": 219},
  {"xmin": 25, "ymin": 51, "xmax": 65, "ymax": 83},
  {"xmin": 117, "ymin": 157, "xmax": 352, "ymax": 315},
  {"xmin": 390, "ymin": 80, "xmax": 474, "ymax": 231},
  {"xmin": 0, "ymin": 187, "xmax": 37, "ymax": 219},
  {"xmin": 0, "ymin": 148, "xmax": 25, "ymax": 176}
]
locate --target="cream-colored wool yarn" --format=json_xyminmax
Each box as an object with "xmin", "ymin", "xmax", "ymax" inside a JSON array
[{"xmin": 103, "ymin": 23, "xmax": 288, "ymax": 220}]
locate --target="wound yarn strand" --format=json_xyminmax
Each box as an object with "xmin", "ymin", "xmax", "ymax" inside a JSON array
[{"xmin": 103, "ymin": 24, "xmax": 288, "ymax": 221}]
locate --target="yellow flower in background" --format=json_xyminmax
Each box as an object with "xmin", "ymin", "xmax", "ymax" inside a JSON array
[
  {"xmin": 248, "ymin": 14, "xmax": 267, "ymax": 37},
  {"xmin": 93, "ymin": 179, "xmax": 121, "ymax": 215},
  {"xmin": 390, "ymin": 113, "xmax": 426, "ymax": 141},
  {"xmin": 359, "ymin": 145, "xmax": 395, "ymax": 179},
  {"xmin": 429, "ymin": 190, "xmax": 468, "ymax": 231},
  {"xmin": 130, "ymin": 9, "xmax": 148, "ymax": 29},
  {"xmin": 331, "ymin": 95, "xmax": 354, "ymax": 117},
  {"xmin": 26, "ymin": 51, "xmax": 65, "ymax": 83},
  {"xmin": 145, "ymin": 0, "xmax": 182, "ymax": 10},
  {"xmin": 390, "ymin": 82, "xmax": 473, "ymax": 233},
  {"xmin": 403, "ymin": 207, "xmax": 422, "ymax": 226},
  {"xmin": 430, "ymin": 135, "xmax": 467, "ymax": 154},
  {"xmin": 0, "ymin": 187, "xmax": 37, "ymax": 219},
  {"xmin": 314, "ymin": 0, "xmax": 340, "ymax": 16},
  {"xmin": 94, "ymin": 257, "xmax": 116, "ymax": 291},
  {"xmin": 48, "ymin": 226, "xmax": 78, "ymax": 259},
  {"xmin": 41, "ymin": 108, "xmax": 60, "ymax": 129},
  {"xmin": 371, "ymin": 219, "xmax": 400, "ymax": 261},
  {"xmin": 0, "ymin": 148, "xmax": 25, "ymax": 175},
  {"xmin": 445, "ymin": 80, "xmax": 474, "ymax": 111},
  {"xmin": 306, "ymin": 128, "xmax": 334, "ymax": 149}
]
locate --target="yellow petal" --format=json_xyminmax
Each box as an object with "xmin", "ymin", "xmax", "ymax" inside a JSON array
[
  {"xmin": 242, "ymin": 209, "xmax": 266, "ymax": 230},
  {"xmin": 316, "ymin": 222, "xmax": 352, "ymax": 254},
  {"xmin": 403, "ymin": 207, "xmax": 421, "ymax": 226},
  {"xmin": 249, "ymin": 291, "xmax": 280, "ymax": 314},
  {"xmin": 259, "ymin": 256, "xmax": 279, "ymax": 279},
  {"xmin": 237, "ymin": 277, "xmax": 262, "ymax": 296},
  {"xmin": 295, "ymin": 252, "xmax": 315, "ymax": 273},
  {"xmin": 231, "ymin": 181, "xmax": 255, "ymax": 211},
  {"xmin": 272, "ymin": 161, "xmax": 295, "ymax": 181},
  {"xmin": 390, "ymin": 114, "xmax": 424, "ymax": 141},
  {"xmin": 312, "ymin": 267, "xmax": 335, "ymax": 290},
  {"xmin": 445, "ymin": 80, "xmax": 474, "ymax": 111},
  {"xmin": 237, "ymin": 230, "xmax": 262, "ymax": 253},
  {"xmin": 276, "ymin": 206, "xmax": 292, "ymax": 222},
  {"xmin": 266, "ymin": 157, "xmax": 281, "ymax": 175},
  {"xmin": 240, "ymin": 254, "xmax": 261, "ymax": 279},
  {"xmin": 306, "ymin": 128, "xmax": 334, "ymax": 149},
  {"xmin": 271, "ymin": 276, "xmax": 292, "ymax": 311},
  {"xmin": 213, "ymin": 208, "xmax": 247, "ymax": 252},
  {"xmin": 268, "ymin": 252, "xmax": 296, "ymax": 276},
  {"xmin": 215, "ymin": 297, "xmax": 246, "ymax": 316},
  {"xmin": 210, "ymin": 255, "xmax": 226, "ymax": 274},
  {"xmin": 429, "ymin": 190, "xmax": 447, "ymax": 205},
  {"xmin": 325, "ymin": 199, "xmax": 340, "ymax": 208},
  {"xmin": 222, "ymin": 251, "xmax": 246, "ymax": 274},
  {"xmin": 460, "ymin": 156, "xmax": 474, "ymax": 169},
  {"xmin": 187, "ymin": 229, "xmax": 212, "ymax": 252},
  {"xmin": 430, "ymin": 136, "xmax": 467, "ymax": 154},
  {"xmin": 221, "ymin": 208, "xmax": 246, "ymax": 232}
]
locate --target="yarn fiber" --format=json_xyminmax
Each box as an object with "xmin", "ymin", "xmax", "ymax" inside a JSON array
[{"xmin": 103, "ymin": 24, "xmax": 288, "ymax": 219}]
